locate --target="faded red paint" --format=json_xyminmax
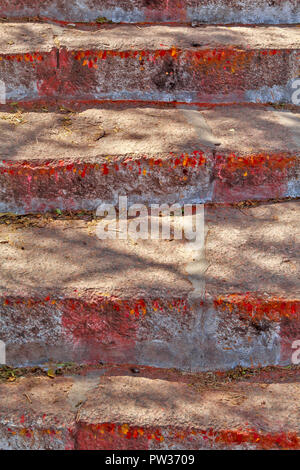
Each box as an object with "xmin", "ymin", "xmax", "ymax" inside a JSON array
[
  {"xmin": 215, "ymin": 294, "xmax": 300, "ymax": 364},
  {"xmin": 1, "ymin": 156, "xmax": 198, "ymax": 172},
  {"xmin": 215, "ymin": 429, "xmax": 300, "ymax": 449},
  {"xmin": 0, "ymin": 53, "xmax": 44, "ymax": 64},
  {"xmin": 0, "ymin": 98, "xmax": 288, "ymax": 113},
  {"xmin": 0, "ymin": 151, "xmax": 208, "ymax": 214},
  {"xmin": 76, "ymin": 423, "xmax": 153, "ymax": 450},
  {"xmin": 1, "ymin": 147, "xmax": 297, "ymax": 212},
  {"xmin": 213, "ymin": 153, "xmax": 297, "ymax": 202},
  {"xmin": 0, "ymin": 49, "xmax": 57, "ymax": 101},
  {"xmin": 215, "ymin": 153, "xmax": 296, "ymax": 173},
  {"xmin": 1, "ymin": 295, "xmax": 187, "ymax": 315},
  {"xmin": 0, "ymin": 42, "xmax": 292, "ymax": 105},
  {"xmin": 1, "ymin": 292, "xmax": 298, "ymax": 323},
  {"xmin": 72, "ymin": 47, "xmax": 279, "ymax": 74},
  {"xmin": 143, "ymin": 0, "xmax": 187, "ymax": 23},
  {"xmin": 75, "ymin": 421, "xmax": 300, "ymax": 450},
  {"xmin": 214, "ymin": 294, "xmax": 300, "ymax": 322},
  {"xmin": 2, "ymin": 292, "xmax": 299, "ymax": 367},
  {"xmin": 1, "ymin": 294, "xmax": 190, "ymax": 364},
  {"xmin": 60, "ymin": 298, "xmax": 139, "ymax": 363},
  {"xmin": 5, "ymin": 420, "xmax": 300, "ymax": 450},
  {"xmin": 6, "ymin": 425, "xmax": 75, "ymax": 449},
  {"xmin": 12, "ymin": 427, "xmax": 61, "ymax": 438},
  {"xmin": 0, "ymin": 152, "xmax": 206, "ymax": 178},
  {"xmin": 0, "ymin": 47, "xmax": 282, "ymax": 69},
  {"xmin": 0, "ymin": 153, "xmax": 294, "ymax": 178}
]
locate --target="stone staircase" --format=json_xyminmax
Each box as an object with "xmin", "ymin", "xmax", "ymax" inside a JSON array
[{"xmin": 0, "ymin": 0, "xmax": 299, "ymax": 450}]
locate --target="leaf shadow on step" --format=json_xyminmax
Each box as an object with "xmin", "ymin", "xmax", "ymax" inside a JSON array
[
  {"xmin": 79, "ymin": 376, "xmax": 298, "ymax": 442},
  {"xmin": 204, "ymin": 201, "xmax": 300, "ymax": 298},
  {"xmin": 0, "ymin": 200, "xmax": 299, "ymax": 300},
  {"xmin": 0, "ymin": 106, "xmax": 213, "ymax": 160}
]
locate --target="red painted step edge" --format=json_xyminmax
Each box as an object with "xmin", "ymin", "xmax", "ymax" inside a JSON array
[{"xmin": 1, "ymin": 294, "xmax": 300, "ymax": 368}]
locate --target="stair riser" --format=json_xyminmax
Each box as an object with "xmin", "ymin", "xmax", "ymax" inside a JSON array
[
  {"xmin": 2, "ymin": 425, "xmax": 299, "ymax": 450},
  {"xmin": 1, "ymin": 0, "xmax": 299, "ymax": 24},
  {"xmin": 1, "ymin": 155, "xmax": 299, "ymax": 213},
  {"xmin": 1, "ymin": 422, "xmax": 299, "ymax": 450},
  {"xmin": 1, "ymin": 48, "xmax": 298, "ymax": 104},
  {"xmin": 76, "ymin": 424, "xmax": 300, "ymax": 450},
  {"xmin": 1, "ymin": 296, "xmax": 299, "ymax": 370},
  {"xmin": 0, "ymin": 425, "xmax": 74, "ymax": 450}
]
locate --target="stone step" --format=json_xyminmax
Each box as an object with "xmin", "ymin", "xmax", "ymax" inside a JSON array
[
  {"xmin": 0, "ymin": 364, "xmax": 300, "ymax": 450},
  {"xmin": 0, "ymin": 0, "xmax": 299, "ymax": 25},
  {"xmin": 0, "ymin": 201, "xmax": 299, "ymax": 369},
  {"xmin": 0, "ymin": 23, "xmax": 299, "ymax": 104},
  {"xmin": 0, "ymin": 104, "xmax": 299, "ymax": 213}
]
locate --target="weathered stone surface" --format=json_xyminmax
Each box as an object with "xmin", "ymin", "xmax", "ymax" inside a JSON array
[
  {"xmin": 77, "ymin": 374, "xmax": 300, "ymax": 450},
  {"xmin": 1, "ymin": 367, "xmax": 300, "ymax": 449},
  {"xmin": 0, "ymin": 24, "xmax": 298, "ymax": 104},
  {"xmin": 0, "ymin": 105, "xmax": 299, "ymax": 213},
  {"xmin": 0, "ymin": 0, "xmax": 299, "ymax": 24},
  {"xmin": 0, "ymin": 375, "xmax": 76, "ymax": 449},
  {"xmin": 0, "ymin": 201, "xmax": 299, "ymax": 369}
]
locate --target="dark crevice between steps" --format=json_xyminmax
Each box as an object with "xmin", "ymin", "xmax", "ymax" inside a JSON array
[
  {"xmin": 1, "ymin": 362, "xmax": 300, "ymax": 385},
  {"xmin": 0, "ymin": 101, "xmax": 299, "ymax": 114},
  {"xmin": 0, "ymin": 196, "xmax": 299, "ymax": 225},
  {"xmin": 0, "ymin": 17, "xmax": 297, "ymax": 29},
  {"xmin": 56, "ymin": 47, "xmax": 60, "ymax": 69}
]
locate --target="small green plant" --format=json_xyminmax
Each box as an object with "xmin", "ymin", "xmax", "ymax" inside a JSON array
[{"xmin": 95, "ymin": 16, "xmax": 113, "ymax": 24}]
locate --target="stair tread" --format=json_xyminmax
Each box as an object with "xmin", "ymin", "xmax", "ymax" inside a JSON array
[
  {"xmin": 0, "ymin": 105, "xmax": 299, "ymax": 162},
  {"xmin": 1, "ymin": 365, "xmax": 300, "ymax": 449},
  {"xmin": 0, "ymin": 201, "xmax": 299, "ymax": 299},
  {"xmin": 0, "ymin": 23, "xmax": 54, "ymax": 54},
  {"xmin": 0, "ymin": 106, "xmax": 215, "ymax": 161},
  {"xmin": 0, "ymin": 23, "xmax": 299, "ymax": 54},
  {"xmin": 57, "ymin": 24, "xmax": 300, "ymax": 50},
  {"xmin": 1, "ymin": 105, "xmax": 299, "ymax": 211},
  {"xmin": 80, "ymin": 374, "xmax": 300, "ymax": 434}
]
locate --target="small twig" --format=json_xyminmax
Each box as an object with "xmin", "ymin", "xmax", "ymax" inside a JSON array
[
  {"xmin": 23, "ymin": 393, "xmax": 32, "ymax": 404},
  {"xmin": 75, "ymin": 399, "xmax": 86, "ymax": 422}
]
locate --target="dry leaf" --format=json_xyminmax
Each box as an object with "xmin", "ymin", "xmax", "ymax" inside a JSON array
[{"xmin": 47, "ymin": 369, "xmax": 55, "ymax": 379}]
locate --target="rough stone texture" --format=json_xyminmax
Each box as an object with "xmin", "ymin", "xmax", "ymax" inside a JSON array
[
  {"xmin": 1, "ymin": 368, "xmax": 300, "ymax": 450},
  {"xmin": 205, "ymin": 202, "xmax": 300, "ymax": 298},
  {"xmin": 0, "ymin": 105, "xmax": 299, "ymax": 213},
  {"xmin": 55, "ymin": 24, "xmax": 300, "ymax": 49},
  {"xmin": 205, "ymin": 106, "xmax": 300, "ymax": 202},
  {"xmin": 77, "ymin": 375, "xmax": 300, "ymax": 450},
  {"xmin": 0, "ymin": 23, "xmax": 55, "ymax": 54},
  {"xmin": 0, "ymin": 375, "xmax": 76, "ymax": 449},
  {"xmin": 0, "ymin": 201, "xmax": 299, "ymax": 369},
  {"xmin": 0, "ymin": 4, "xmax": 298, "ymax": 452},
  {"xmin": 0, "ymin": 0, "xmax": 299, "ymax": 24},
  {"xmin": 0, "ymin": 107, "xmax": 216, "ymax": 160},
  {"xmin": 0, "ymin": 24, "xmax": 298, "ymax": 104}
]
